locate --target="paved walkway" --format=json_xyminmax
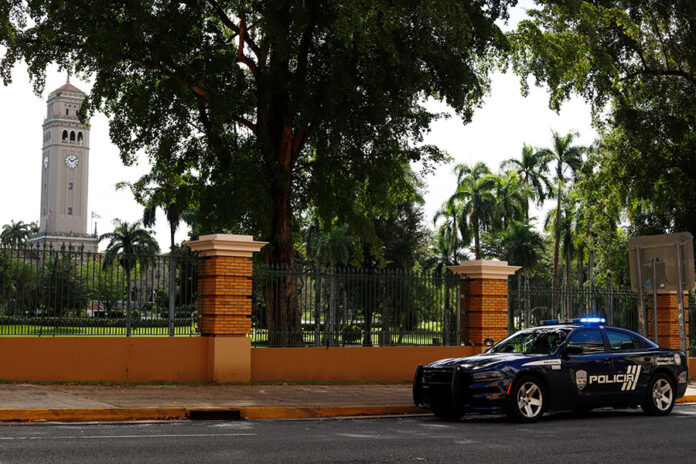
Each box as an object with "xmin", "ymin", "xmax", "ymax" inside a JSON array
[{"xmin": 0, "ymin": 383, "xmax": 413, "ymax": 409}]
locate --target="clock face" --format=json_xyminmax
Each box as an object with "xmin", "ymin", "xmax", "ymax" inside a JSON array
[
  {"xmin": 65, "ymin": 154, "xmax": 79, "ymax": 169},
  {"xmin": 43, "ymin": 156, "xmax": 48, "ymax": 168}
]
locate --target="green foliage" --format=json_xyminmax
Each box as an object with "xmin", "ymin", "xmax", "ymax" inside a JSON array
[
  {"xmin": 0, "ymin": 221, "xmax": 34, "ymax": 248},
  {"xmin": 511, "ymin": 1, "xmax": 696, "ymax": 240},
  {"xmin": 99, "ymin": 219, "xmax": 160, "ymax": 276},
  {"xmin": 499, "ymin": 220, "xmax": 545, "ymax": 273},
  {"xmin": 1, "ymin": 0, "xmax": 517, "ymax": 270},
  {"xmin": 37, "ymin": 256, "xmax": 90, "ymax": 316}
]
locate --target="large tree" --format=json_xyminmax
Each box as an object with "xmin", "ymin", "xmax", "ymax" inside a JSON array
[
  {"xmin": 99, "ymin": 219, "xmax": 160, "ymax": 336},
  {"xmin": 2, "ymin": 1, "xmax": 517, "ymax": 345},
  {"xmin": 501, "ymin": 144, "xmax": 552, "ymax": 222},
  {"xmin": 512, "ymin": 0, "xmax": 696, "ymax": 237},
  {"xmin": 2, "ymin": 1, "xmax": 515, "ymax": 264},
  {"xmin": 537, "ymin": 131, "xmax": 584, "ymax": 310}
]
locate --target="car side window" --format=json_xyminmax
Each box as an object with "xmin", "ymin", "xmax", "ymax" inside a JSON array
[
  {"xmin": 567, "ymin": 329, "xmax": 606, "ymax": 353},
  {"xmin": 606, "ymin": 330, "xmax": 636, "ymax": 351}
]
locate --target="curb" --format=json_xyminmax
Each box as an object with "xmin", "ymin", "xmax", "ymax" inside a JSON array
[
  {"xmin": 0, "ymin": 405, "xmax": 422, "ymax": 423},
  {"xmin": 677, "ymin": 395, "xmax": 696, "ymax": 403}
]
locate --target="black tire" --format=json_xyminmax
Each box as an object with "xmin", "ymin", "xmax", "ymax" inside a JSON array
[
  {"xmin": 507, "ymin": 376, "xmax": 546, "ymax": 423},
  {"xmin": 412, "ymin": 365, "xmax": 424, "ymax": 407},
  {"xmin": 431, "ymin": 402, "xmax": 465, "ymax": 421},
  {"xmin": 642, "ymin": 373, "xmax": 676, "ymax": 416}
]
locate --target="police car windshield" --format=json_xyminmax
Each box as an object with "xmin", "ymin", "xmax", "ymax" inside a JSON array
[{"xmin": 490, "ymin": 328, "xmax": 571, "ymax": 355}]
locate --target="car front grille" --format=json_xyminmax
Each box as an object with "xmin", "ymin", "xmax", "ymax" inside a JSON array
[{"xmin": 423, "ymin": 367, "xmax": 454, "ymax": 385}]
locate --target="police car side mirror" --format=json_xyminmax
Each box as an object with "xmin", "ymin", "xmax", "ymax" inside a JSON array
[
  {"xmin": 484, "ymin": 338, "xmax": 495, "ymax": 347},
  {"xmin": 563, "ymin": 344, "xmax": 583, "ymax": 357}
]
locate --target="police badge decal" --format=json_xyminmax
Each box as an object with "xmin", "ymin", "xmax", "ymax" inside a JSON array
[{"xmin": 576, "ymin": 370, "xmax": 587, "ymax": 391}]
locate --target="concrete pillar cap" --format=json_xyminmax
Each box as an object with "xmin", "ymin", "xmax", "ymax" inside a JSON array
[
  {"xmin": 447, "ymin": 260, "xmax": 521, "ymax": 280},
  {"xmin": 186, "ymin": 234, "xmax": 268, "ymax": 257}
]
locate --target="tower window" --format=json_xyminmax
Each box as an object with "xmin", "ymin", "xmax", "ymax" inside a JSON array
[
  {"xmin": 67, "ymin": 207, "xmax": 73, "ymax": 215},
  {"xmin": 77, "ymin": 132, "xmax": 83, "ymax": 145},
  {"xmin": 68, "ymin": 182, "xmax": 73, "ymax": 191},
  {"xmin": 66, "ymin": 109, "xmax": 69, "ymax": 115},
  {"xmin": 62, "ymin": 130, "xmax": 68, "ymax": 142},
  {"xmin": 70, "ymin": 131, "xmax": 75, "ymax": 143}
]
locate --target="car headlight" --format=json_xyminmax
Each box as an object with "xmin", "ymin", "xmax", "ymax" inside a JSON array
[{"xmin": 472, "ymin": 370, "xmax": 505, "ymax": 382}]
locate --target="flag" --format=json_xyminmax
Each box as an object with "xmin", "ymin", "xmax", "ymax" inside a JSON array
[{"xmin": 91, "ymin": 211, "xmax": 102, "ymax": 219}]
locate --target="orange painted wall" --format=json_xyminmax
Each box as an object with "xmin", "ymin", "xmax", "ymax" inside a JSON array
[
  {"xmin": 251, "ymin": 346, "xmax": 480, "ymax": 382},
  {"xmin": 0, "ymin": 338, "xmax": 209, "ymax": 383}
]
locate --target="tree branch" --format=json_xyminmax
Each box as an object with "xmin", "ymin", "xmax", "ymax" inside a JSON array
[
  {"xmin": 207, "ymin": 0, "xmax": 262, "ymax": 65},
  {"xmin": 236, "ymin": 11, "xmax": 258, "ymax": 75}
]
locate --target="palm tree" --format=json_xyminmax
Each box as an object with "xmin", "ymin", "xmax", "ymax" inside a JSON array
[
  {"xmin": 492, "ymin": 173, "xmax": 528, "ymax": 232},
  {"xmin": 501, "ymin": 145, "xmax": 553, "ymax": 221},
  {"xmin": 99, "ymin": 219, "xmax": 160, "ymax": 336},
  {"xmin": 433, "ymin": 197, "xmax": 469, "ymax": 265},
  {"xmin": 1, "ymin": 220, "xmax": 31, "ymax": 248},
  {"xmin": 499, "ymin": 220, "xmax": 545, "ymax": 327},
  {"xmin": 449, "ymin": 165, "xmax": 497, "ymax": 260},
  {"xmin": 537, "ymin": 131, "xmax": 585, "ymax": 311}
]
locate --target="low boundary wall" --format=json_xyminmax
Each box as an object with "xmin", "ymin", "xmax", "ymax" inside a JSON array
[
  {"xmin": 0, "ymin": 338, "xmax": 690, "ymax": 384},
  {"xmin": 251, "ymin": 346, "xmax": 480, "ymax": 382},
  {"xmin": 0, "ymin": 338, "xmax": 210, "ymax": 383},
  {"xmin": 0, "ymin": 338, "xmax": 480, "ymax": 384}
]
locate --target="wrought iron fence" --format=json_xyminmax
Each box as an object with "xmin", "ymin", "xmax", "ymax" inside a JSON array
[
  {"xmin": 508, "ymin": 280, "xmax": 640, "ymax": 332},
  {"xmin": 251, "ymin": 264, "xmax": 461, "ymax": 347},
  {"xmin": 0, "ymin": 245, "xmax": 199, "ymax": 336},
  {"xmin": 509, "ymin": 279, "xmax": 696, "ymax": 354},
  {"xmin": 689, "ymin": 295, "xmax": 696, "ymax": 356}
]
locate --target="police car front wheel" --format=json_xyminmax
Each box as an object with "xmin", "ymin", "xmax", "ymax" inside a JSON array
[
  {"xmin": 642, "ymin": 373, "xmax": 675, "ymax": 416},
  {"xmin": 508, "ymin": 377, "xmax": 546, "ymax": 423}
]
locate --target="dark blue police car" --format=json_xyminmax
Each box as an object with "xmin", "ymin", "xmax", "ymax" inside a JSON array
[{"xmin": 413, "ymin": 318, "xmax": 689, "ymax": 422}]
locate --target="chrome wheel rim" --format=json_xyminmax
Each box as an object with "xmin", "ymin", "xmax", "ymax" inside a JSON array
[
  {"xmin": 517, "ymin": 382, "xmax": 543, "ymax": 418},
  {"xmin": 652, "ymin": 378, "xmax": 673, "ymax": 411}
]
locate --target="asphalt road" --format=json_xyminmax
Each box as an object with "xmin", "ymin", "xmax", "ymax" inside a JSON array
[{"xmin": 1, "ymin": 405, "xmax": 696, "ymax": 464}]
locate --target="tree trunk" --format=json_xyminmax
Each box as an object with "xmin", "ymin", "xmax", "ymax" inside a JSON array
[
  {"xmin": 552, "ymin": 178, "xmax": 562, "ymax": 315},
  {"xmin": 565, "ymin": 249, "xmax": 572, "ymax": 319},
  {"xmin": 313, "ymin": 264, "xmax": 322, "ymax": 347},
  {"xmin": 473, "ymin": 216, "xmax": 481, "ymax": 260},
  {"xmin": 264, "ymin": 124, "xmax": 305, "ymax": 346},
  {"xmin": 577, "ymin": 245, "xmax": 585, "ymax": 315},
  {"xmin": 524, "ymin": 269, "xmax": 530, "ymax": 326}
]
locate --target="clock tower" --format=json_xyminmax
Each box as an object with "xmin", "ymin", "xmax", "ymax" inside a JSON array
[{"xmin": 29, "ymin": 80, "xmax": 98, "ymax": 252}]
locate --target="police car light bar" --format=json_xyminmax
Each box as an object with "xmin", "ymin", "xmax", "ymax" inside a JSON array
[
  {"xmin": 541, "ymin": 317, "xmax": 606, "ymax": 325},
  {"xmin": 576, "ymin": 317, "xmax": 606, "ymax": 324}
]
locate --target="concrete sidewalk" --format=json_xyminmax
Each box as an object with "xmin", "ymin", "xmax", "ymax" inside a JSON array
[{"xmin": 0, "ymin": 382, "xmax": 693, "ymax": 422}]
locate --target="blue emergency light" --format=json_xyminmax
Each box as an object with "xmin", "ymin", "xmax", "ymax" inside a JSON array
[
  {"xmin": 577, "ymin": 317, "xmax": 605, "ymax": 324},
  {"xmin": 542, "ymin": 317, "xmax": 606, "ymax": 325}
]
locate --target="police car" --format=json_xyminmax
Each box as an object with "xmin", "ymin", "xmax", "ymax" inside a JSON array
[{"xmin": 412, "ymin": 318, "xmax": 689, "ymax": 422}]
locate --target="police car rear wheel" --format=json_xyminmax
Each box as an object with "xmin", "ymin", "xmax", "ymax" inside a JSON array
[
  {"xmin": 508, "ymin": 377, "xmax": 545, "ymax": 422},
  {"xmin": 643, "ymin": 374, "xmax": 675, "ymax": 416}
]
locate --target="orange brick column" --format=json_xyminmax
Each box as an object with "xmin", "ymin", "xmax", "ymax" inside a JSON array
[
  {"xmin": 448, "ymin": 261, "xmax": 520, "ymax": 347},
  {"xmin": 647, "ymin": 292, "xmax": 690, "ymax": 350},
  {"xmin": 187, "ymin": 234, "xmax": 267, "ymax": 382}
]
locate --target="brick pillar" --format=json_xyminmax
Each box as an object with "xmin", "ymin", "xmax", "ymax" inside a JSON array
[
  {"xmin": 187, "ymin": 234, "xmax": 267, "ymax": 382},
  {"xmin": 448, "ymin": 260, "xmax": 520, "ymax": 347},
  {"xmin": 647, "ymin": 292, "xmax": 690, "ymax": 350}
]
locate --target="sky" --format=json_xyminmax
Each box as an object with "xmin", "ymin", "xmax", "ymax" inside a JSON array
[{"xmin": 0, "ymin": 1, "xmax": 597, "ymax": 251}]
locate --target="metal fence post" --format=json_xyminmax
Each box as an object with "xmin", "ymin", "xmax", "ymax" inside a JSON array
[
  {"xmin": 456, "ymin": 277, "xmax": 461, "ymax": 346},
  {"xmin": 168, "ymin": 248, "xmax": 176, "ymax": 337}
]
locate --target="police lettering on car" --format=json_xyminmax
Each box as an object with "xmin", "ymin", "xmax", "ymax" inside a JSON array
[{"xmin": 413, "ymin": 318, "xmax": 689, "ymax": 422}]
